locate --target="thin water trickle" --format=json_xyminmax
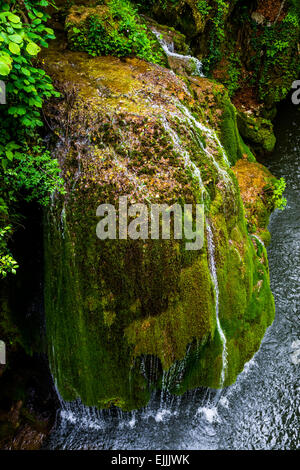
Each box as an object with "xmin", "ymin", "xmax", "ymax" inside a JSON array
[
  {"xmin": 176, "ymin": 102, "xmax": 231, "ymax": 169},
  {"xmin": 161, "ymin": 115, "xmax": 206, "ymax": 201},
  {"xmin": 206, "ymin": 221, "xmax": 228, "ymax": 388}
]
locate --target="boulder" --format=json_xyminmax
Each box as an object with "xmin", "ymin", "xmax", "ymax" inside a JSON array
[{"xmin": 42, "ymin": 44, "xmax": 275, "ymax": 410}]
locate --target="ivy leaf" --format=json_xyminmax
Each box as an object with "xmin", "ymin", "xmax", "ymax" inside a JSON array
[
  {"xmin": 1, "ymin": 159, "xmax": 8, "ymax": 170},
  {"xmin": 21, "ymin": 67, "xmax": 31, "ymax": 76},
  {"xmin": 8, "ymin": 106, "xmax": 27, "ymax": 116}
]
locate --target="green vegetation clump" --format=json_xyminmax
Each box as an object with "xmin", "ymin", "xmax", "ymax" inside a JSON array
[
  {"xmin": 201, "ymin": 0, "xmax": 229, "ymax": 74},
  {"xmin": 264, "ymin": 177, "xmax": 287, "ymax": 211},
  {"xmin": 66, "ymin": 0, "xmax": 165, "ymax": 64},
  {"xmin": 197, "ymin": 1, "xmax": 212, "ymax": 17}
]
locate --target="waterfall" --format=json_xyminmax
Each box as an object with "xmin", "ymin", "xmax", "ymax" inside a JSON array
[
  {"xmin": 206, "ymin": 221, "xmax": 228, "ymax": 388},
  {"xmin": 139, "ymin": 355, "xmax": 160, "ymax": 388},
  {"xmin": 152, "ymin": 29, "xmax": 204, "ymax": 77},
  {"xmin": 158, "ymin": 344, "xmax": 192, "ymax": 414}
]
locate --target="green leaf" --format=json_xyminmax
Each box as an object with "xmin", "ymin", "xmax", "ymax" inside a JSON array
[
  {"xmin": 8, "ymin": 34, "xmax": 23, "ymax": 44},
  {"xmin": 0, "ymin": 54, "xmax": 12, "ymax": 65},
  {"xmin": 21, "ymin": 67, "xmax": 31, "ymax": 76},
  {"xmin": 0, "ymin": 61, "xmax": 10, "ymax": 75},
  {"xmin": 26, "ymin": 42, "xmax": 41, "ymax": 56},
  {"xmin": 1, "ymin": 159, "xmax": 8, "ymax": 170},
  {"xmin": 8, "ymin": 106, "xmax": 27, "ymax": 116},
  {"xmin": 5, "ymin": 150, "xmax": 13, "ymax": 161},
  {"xmin": 7, "ymin": 13, "xmax": 20, "ymax": 24}
]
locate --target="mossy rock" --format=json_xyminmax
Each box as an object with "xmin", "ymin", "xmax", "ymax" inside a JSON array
[
  {"xmin": 42, "ymin": 45, "xmax": 275, "ymax": 410},
  {"xmin": 233, "ymin": 159, "xmax": 278, "ymax": 242},
  {"xmin": 237, "ymin": 111, "xmax": 276, "ymax": 154}
]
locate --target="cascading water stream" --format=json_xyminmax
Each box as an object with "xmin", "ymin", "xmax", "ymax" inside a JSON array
[
  {"xmin": 206, "ymin": 222, "xmax": 228, "ymax": 388},
  {"xmin": 151, "ymin": 29, "xmax": 204, "ymax": 77},
  {"xmin": 251, "ymin": 233, "xmax": 265, "ymax": 247}
]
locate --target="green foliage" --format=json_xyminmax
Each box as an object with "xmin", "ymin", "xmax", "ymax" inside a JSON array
[
  {"xmin": 67, "ymin": 0, "xmax": 165, "ymax": 64},
  {"xmin": 225, "ymin": 52, "xmax": 242, "ymax": 97},
  {"xmin": 249, "ymin": 8, "xmax": 300, "ymax": 104},
  {"xmin": 288, "ymin": 0, "xmax": 300, "ymax": 21},
  {"xmin": 202, "ymin": 0, "xmax": 228, "ymax": 74},
  {"xmin": 197, "ymin": 0, "xmax": 211, "ymax": 17},
  {"xmin": 0, "ymin": 0, "xmax": 64, "ymax": 277}
]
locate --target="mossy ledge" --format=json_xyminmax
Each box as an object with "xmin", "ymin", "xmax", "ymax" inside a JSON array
[{"xmin": 42, "ymin": 44, "xmax": 275, "ymax": 410}]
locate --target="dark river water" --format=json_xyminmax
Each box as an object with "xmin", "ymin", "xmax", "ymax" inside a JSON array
[{"xmin": 46, "ymin": 102, "xmax": 299, "ymax": 450}]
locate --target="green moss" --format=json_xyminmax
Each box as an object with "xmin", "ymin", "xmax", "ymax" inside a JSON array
[
  {"xmin": 239, "ymin": 135, "xmax": 256, "ymax": 163},
  {"xmin": 124, "ymin": 250, "xmax": 215, "ymax": 370},
  {"xmin": 219, "ymin": 100, "xmax": 242, "ymax": 165}
]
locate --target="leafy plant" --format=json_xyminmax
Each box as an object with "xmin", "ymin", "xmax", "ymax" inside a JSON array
[
  {"xmin": 0, "ymin": 0, "xmax": 64, "ymax": 278},
  {"xmin": 249, "ymin": 6, "xmax": 300, "ymax": 104},
  {"xmin": 202, "ymin": 0, "xmax": 229, "ymax": 74}
]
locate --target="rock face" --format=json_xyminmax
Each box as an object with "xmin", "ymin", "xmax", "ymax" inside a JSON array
[{"xmin": 42, "ymin": 37, "xmax": 275, "ymax": 410}]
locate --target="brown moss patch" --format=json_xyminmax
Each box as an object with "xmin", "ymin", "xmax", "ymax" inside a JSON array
[
  {"xmin": 255, "ymin": 0, "xmax": 287, "ymax": 23},
  {"xmin": 233, "ymin": 159, "xmax": 274, "ymax": 237}
]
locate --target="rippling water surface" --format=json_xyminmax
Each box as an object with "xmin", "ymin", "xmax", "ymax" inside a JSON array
[{"xmin": 46, "ymin": 103, "xmax": 300, "ymax": 450}]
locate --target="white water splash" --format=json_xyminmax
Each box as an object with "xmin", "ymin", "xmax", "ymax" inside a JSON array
[
  {"xmin": 206, "ymin": 222, "xmax": 228, "ymax": 388},
  {"xmin": 197, "ymin": 406, "xmax": 220, "ymax": 424},
  {"xmin": 155, "ymin": 409, "xmax": 172, "ymax": 423},
  {"xmin": 291, "ymin": 340, "xmax": 300, "ymax": 365},
  {"xmin": 219, "ymin": 396, "xmax": 229, "ymax": 408}
]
